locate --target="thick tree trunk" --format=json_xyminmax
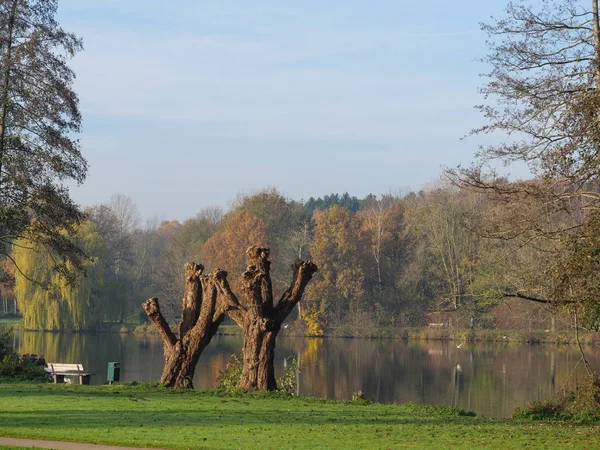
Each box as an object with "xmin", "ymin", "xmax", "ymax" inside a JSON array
[
  {"xmin": 239, "ymin": 321, "xmax": 280, "ymax": 390},
  {"xmin": 215, "ymin": 246, "xmax": 317, "ymax": 391},
  {"xmin": 0, "ymin": 0, "xmax": 19, "ymax": 187},
  {"xmin": 143, "ymin": 263, "xmax": 225, "ymax": 388}
]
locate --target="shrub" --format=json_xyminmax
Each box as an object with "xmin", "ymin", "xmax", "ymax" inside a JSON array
[
  {"xmin": 133, "ymin": 323, "xmax": 157, "ymax": 335},
  {"xmin": 0, "ymin": 332, "xmax": 48, "ymax": 382},
  {"xmin": 277, "ymin": 357, "xmax": 299, "ymax": 395},
  {"xmin": 215, "ymin": 354, "xmax": 243, "ymax": 392},
  {"xmin": 215, "ymin": 354, "xmax": 299, "ymax": 395},
  {"xmin": 512, "ymin": 400, "xmax": 569, "ymax": 421},
  {"xmin": 350, "ymin": 390, "xmax": 371, "ymax": 404},
  {"xmin": 303, "ymin": 306, "xmax": 324, "ymax": 337},
  {"xmin": 512, "ymin": 376, "xmax": 600, "ymax": 422},
  {"xmin": 0, "ymin": 331, "xmax": 11, "ymax": 361}
]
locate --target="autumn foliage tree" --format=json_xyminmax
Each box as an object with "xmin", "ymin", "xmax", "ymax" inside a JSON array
[
  {"xmin": 307, "ymin": 205, "xmax": 366, "ymax": 326},
  {"xmin": 152, "ymin": 208, "xmax": 222, "ymax": 321},
  {"xmin": 202, "ymin": 211, "xmax": 267, "ymax": 289},
  {"xmin": 231, "ymin": 189, "xmax": 305, "ymax": 291}
]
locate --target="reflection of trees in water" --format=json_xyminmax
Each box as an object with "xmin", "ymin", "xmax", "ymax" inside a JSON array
[
  {"xmin": 18, "ymin": 332, "xmax": 88, "ymax": 365},
  {"xmin": 192, "ymin": 335, "xmax": 244, "ymax": 389},
  {"xmin": 275, "ymin": 338, "xmax": 599, "ymax": 418},
  {"xmin": 12, "ymin": 331, "xmax": 600, "ymax": 418}
]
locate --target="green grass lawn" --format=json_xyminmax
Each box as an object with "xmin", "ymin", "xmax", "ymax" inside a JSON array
[
  {"xmin": 0, "ymin": 317, "xmax": 22, "ymax": 325},
  {"xmin": 0, "ymin": 383, "xmax": 598, "ymax": 450}
]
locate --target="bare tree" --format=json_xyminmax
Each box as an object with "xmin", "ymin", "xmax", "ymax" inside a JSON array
[
  {"xmin": 359, "ymin": 195, "xmax": 403, "ymax": 298},
  {"xmin": 445, "ymin": 0, "xmax": 600, "ymax": 367},
  {"xmin": 284, "ymin": 221, "xmax": 312, "ymax": 320},
  {"xmin": 448, "ymin": 0, "xmax": 600, "ymax": 305},
  {"xmin": 109, "ymin": 194, "xmax": 141, "ymax": 234}
]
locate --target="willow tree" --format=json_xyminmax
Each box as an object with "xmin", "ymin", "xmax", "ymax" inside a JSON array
[
  {"xmin": 12, "ymin": 221, "xmax": 104, "ymax": 331},
  {"xmin": 0, "ymin": 0, "xmax": 86, "ymax": 284},
  {"xmin": 215, "ymin": 247, "xmax": 317, "ymax": 391}
]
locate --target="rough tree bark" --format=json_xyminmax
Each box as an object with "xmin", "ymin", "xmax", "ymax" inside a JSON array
[
  {"xmin": 215, "ymin": 246, "xmax": 317, "ymax": 391},
  {"xmin": 142, "ymin": 263, "xmax": 226, "ymax": 388}
]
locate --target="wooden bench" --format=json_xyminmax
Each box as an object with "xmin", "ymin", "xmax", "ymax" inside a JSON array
[
  {"xmin": 45, "ymin": 363, "xmax": 93, "ymax": 385},
  {"xmin": 428, "ymin": 323, "xmax": 445, "ymax": 329}
]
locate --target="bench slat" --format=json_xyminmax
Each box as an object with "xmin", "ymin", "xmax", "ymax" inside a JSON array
[
  {"xmin": 49, "ymin": 363, "xmax": 83, "ymax": 372},
  {"xmin": 46, "ymin": 363, "xmax": 93, "ymax": 385}
]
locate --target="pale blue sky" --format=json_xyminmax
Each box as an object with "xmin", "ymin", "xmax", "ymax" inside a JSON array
[{"xmin": 57, "ymin": 0, "xmax": 513, "ymax": 220}]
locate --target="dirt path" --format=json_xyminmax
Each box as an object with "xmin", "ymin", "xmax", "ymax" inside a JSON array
[{"xmin": 0, "ymin": 436, "xmax": 166, "ymax": 450}]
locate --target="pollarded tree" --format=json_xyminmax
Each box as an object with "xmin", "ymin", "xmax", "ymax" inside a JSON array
[
  {"xmin": 214, "ymin": 247, "xmax": 317, "ymax": 391},
  {"xmin": 143, "ymin": 263, "xmax": 228, "ymax": 389},
  {"xmin": 0, "ymin": 0, "xmax": 87, "ymax": 283}
]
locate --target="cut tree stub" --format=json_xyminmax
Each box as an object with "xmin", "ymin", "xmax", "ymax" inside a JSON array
[
  {"xmin": 142, "ymin": 265, "xmax": 226, "ymax": 388},
  {"xmin": 215, "ymin": 246, "xmax": 317, "ymax": 390}
]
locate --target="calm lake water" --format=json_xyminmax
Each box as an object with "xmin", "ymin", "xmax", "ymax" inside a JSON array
[{"xmin": 7, "ymin": 328, "xmax": 600, "ymax": 418}]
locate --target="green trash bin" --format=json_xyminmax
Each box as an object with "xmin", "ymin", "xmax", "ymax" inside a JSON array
[{"xmin": 107, "ymin": 362, "xmax": 120, "ymax": 384}]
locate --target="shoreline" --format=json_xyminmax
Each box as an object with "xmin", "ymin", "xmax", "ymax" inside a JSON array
[{"xmin": 3, "ymin": 318, "xmax": 600, "ymax": 346}]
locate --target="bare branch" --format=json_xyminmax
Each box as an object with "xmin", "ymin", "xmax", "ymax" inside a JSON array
[{"xmin": 142, "ymin": 298, "xmax": 177, "ymax": 347}]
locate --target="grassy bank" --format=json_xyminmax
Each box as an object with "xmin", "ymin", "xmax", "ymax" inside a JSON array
[
  {"xmin": 287, "ymin": 326, "xmax": 600, "ymax": 345},
  {"xmin": 0, "ymin": 383, "xmax": 598, "ymax": 449},
  {"xmin": 399, "ymin": 327, "xmax": 600, "ymax": 345},
  {"xmin": 0, "ymin": 317, "xmax": 22, "ymax": 326}
]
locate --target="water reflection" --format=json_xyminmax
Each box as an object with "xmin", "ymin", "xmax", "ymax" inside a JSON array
[{"xmin": 9, "ymin": 328, "xmax": 599, "ymax": 418}]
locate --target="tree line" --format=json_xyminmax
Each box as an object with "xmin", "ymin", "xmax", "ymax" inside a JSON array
[{"xmin": 3, "ymin": 184, "xmax": 580, "ymax": 335}]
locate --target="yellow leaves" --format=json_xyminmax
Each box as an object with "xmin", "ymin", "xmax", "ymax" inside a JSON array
[
  {"xmin": 12, "ymin": 220, "xmax": 105, "ymax": 331},
  {"xmin": 303, "ymin": 305, "xmax": 324, "ymax": 337}
]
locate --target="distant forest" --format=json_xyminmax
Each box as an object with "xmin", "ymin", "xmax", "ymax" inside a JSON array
[{"xmin": 3, "ymin": 183, "xmax": 575, "ymax": 335}]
